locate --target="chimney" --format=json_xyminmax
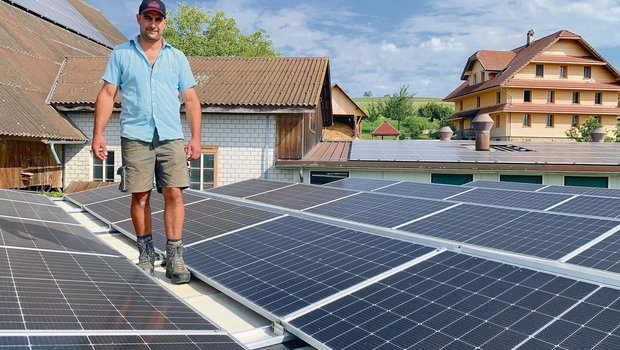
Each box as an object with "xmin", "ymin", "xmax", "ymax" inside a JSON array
[
  {"xmin": 590, "ymin": 127, "xmax": 606, "ymax": 143},
  {"xmin": 472, "ymin": 113, "xmax": 494, "ymax": 151},
  {"xmin": 527, "ymin": 29, "xmax": 535, "ymax": 46}
]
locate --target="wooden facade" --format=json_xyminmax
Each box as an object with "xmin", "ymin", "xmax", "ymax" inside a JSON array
[
  {"xmin": 276, "ymin": 111, "xmax": 323, "ymax": 160},
  {"xmin": 0, "ymin": 139, "xmax": 62, "ymax": 189}
]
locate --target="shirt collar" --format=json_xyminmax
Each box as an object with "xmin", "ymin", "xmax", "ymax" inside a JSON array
[{"xmin": 130, "ymin": 35, "xmax": 171, "ymax": 49}]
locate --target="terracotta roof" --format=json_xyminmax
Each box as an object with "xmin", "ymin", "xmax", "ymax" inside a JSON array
[
  {"xmin": 50, "ymin": 56, "xmax": 330, "ymax": 110},
  {"xmin": 302, "ymin": 141, "xmax": 351, "ymax": 162},
  {"xmin": 0, "ymin": 1, "xmax": 113, "ymax": 140},
  {"xmin": 446, "ymin": 30, "xmax": 620, "ymax": 101},
  {"xmin": 504, "ymin": 80, "xmax": 620, "ymax": 90},
  {"xmin": 472, "ymin": 50, "xmax": 516, "ymax": 73},
  {"xmin": 371, "ymin": 121, "xmax": 400, "ymax": 136},
  {"xmin": 450, "ymin": 103, "xmax": 620, "ymax": 120}
]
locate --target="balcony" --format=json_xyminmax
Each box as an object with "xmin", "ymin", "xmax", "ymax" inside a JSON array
[{"xmin": 455, "ymin": 128, "xmax": 475, "ymax": 140}]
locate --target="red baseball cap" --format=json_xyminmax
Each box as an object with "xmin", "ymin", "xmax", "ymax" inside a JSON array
[{"xmin": 139, "ymin": 0, "xmax": 166, "ymax": 18}]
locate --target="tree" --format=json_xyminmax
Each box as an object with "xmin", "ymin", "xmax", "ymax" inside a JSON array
[
  {"xmin": 363, "ymin": 91, "xmax": 373, "ymax": 97},
  {"xmin": 366, "ymin": 101, "xmax": 382, "ymax": 123},
  {"xmin": 566, "ymin": 116, "xmax": 602, "ymax": 142},
  {"xmin": 416, "ymin": 102, "xmax": 456, "ymax": 138},
  {"xmin": 164, "ymin": 4, "xmax": 279, "ymax": 57},
  {"xmin": 380, "ymin": 85, "xmax": 416, "ymax": 130}
]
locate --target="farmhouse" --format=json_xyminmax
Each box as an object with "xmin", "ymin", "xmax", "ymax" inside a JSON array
[{"xmin": 444, "ymin": 29, "xmax": 620, "ymax": 141}]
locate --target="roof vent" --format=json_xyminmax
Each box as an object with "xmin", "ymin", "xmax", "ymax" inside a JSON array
[
  {"xmin": 490, "ymin": 144, "xmax": 533, "ymax": 152},
  {"xmin": 527, "ymin": 29, "xmax": 535, "ymax": 46}
]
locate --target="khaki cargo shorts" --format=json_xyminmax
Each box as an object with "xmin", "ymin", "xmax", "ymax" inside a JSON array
[{"xmin": 120, "ymin": 132, "xmax": 189, "ymax": 193}]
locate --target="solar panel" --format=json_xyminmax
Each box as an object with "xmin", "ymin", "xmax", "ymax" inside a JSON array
[
  {"xmin": 64, "ymin": 185, "xmax": 127, "ymax": 207},
  {"xmin": 0, "ymin": 199, "xmax": 78, "ymax": 223},
  {"xmin": 1, "ymin": 247, "xmax": 218, "ymax": 331},
  {"xmin": 0, "ymin": 334, "xmax": 246, "ymax": 349},
  {"xmin": 114, "ymin": 198, "xmax": 282, "ymax": 251},
  {"xmin": 463, "ymin": 179, "xmax": 546, "ymax": 191},
  {"xmin": 0, "ymin": 189, "xmax": 56, "ymax": 205},
  {"xmin": 374, "ymin": 181, "xmax": 469, "ymax": 200},
  {"xmin": 245, "ymin": 184, "xmax": 356, "ymax": 210},
  {"xmin": 288, "ymin": 251, "xmax": 609, "ymax": 350},
  {"xmin": 583, "ymin": 187, "xmax": 620, "ymax": 198},
  {"xmin": 207, "ymin": 178, "xmax": 293, "ymax": 198},
  {"xmin": 568, "ymin": 233, "xmax": 620, "ymax": 273},
  {"xmin": 9, "ymin": 0, "xmax": 112, "ymax": 46},
  {"xmin": 184, "ymin": 216, "xmax": 434, "ymax": 317},
  {"xmin": 550, "ymin": 195, "xmax": 620, "ymax": 218},
  {"xmin": 0, "ymin": 216, "xmax": 118, "ymax": 255},
  {"xmin": 538, "ymin": 184, "xmax": 597, "ymax": 195},
  {"xmin": 324, "ymin": 178, "xmax": 398, "ymax": 191},
  {"xmin": 306, "ymin": 192, "xmax": 454, "ymax": 228},
  {"xmin": 448, "ymin": 187, "xmax": 572, "ymax": 210}
]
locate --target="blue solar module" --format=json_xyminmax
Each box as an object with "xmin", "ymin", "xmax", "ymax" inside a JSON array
[
  {"xmin": 0, "ymin": 334, "xmax": 246, "ymax": 349},
  {"xmin": 114, "ymin": 198, "xmax": 282, "ymax": 251},
  {"xmin": 184, "ymin": 216, "xmax": 434, "ymax": 317},
  {"xmin": 448, "ymin": 187, "xmax": 572, "ymax": 210},
  {"xmin": 374, "ymin": 181, "xmax": 469, "ymax": 200},
  {"xmin": 400, "ymin": 205, "xmax": 620, "ymax": 259},
  {"xmin": 306, "ymin": 192, "xmax": 454, "ymax": 228},
  {"xmin": 245, "ymin": 184, "xmax": 357, "ymax": 210},
  {"xmin": 0, "ymin": 189, "xmax": 55, "ymax": 205},
  {"xmin": 550, "ymin": 195, "xmax": 620, "ymax": 218},
  {"xmin": 463, "ymin": 180, "xmax": 547, "ymax": 191},
  {"xmin": 64, "ymin": 185, "xmax": 127, "ymax": 207},
  {"xmin": 568, "ymin": 233, "xmax": 620, "ymax": 273},
  {"xmin": 0, "ymin": 199, "xmax": 76, "ymax": 223},
  {"xmin": 582, "ymin": 187, "xmax": 620, "ymax": 198},
  {"xmin": 207, "ymin": 178, "xmax": 293, "ymax": 198},
  {"xmin": 9, "ymin": 0, "xmax": 112, "ymax": 46},
  {"xmin": 288, "ymin": 252, "xmax": 608, "ymax": 350},
  {"xmin": 324, "ymin": 178, "xmax": 398, "ymax": 191},
  {"xmin": 538, "ymin": 184, "xmax": 597, "ymax": 195}
]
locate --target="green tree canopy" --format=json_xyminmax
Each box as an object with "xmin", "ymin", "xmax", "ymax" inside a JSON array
[
  {"xmin": 369, "ymin": 85, "xmax": 416, "ymax": 130},
  {"xmin": 565, "ymin": 116, "xmax": 603, "ymax": 142},
  {"xmin": 164, "ymin": 4, "xmax": 280, "ymax": 57}
]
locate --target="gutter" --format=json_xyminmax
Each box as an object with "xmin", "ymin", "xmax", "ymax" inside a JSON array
[{"xmin": 42, "ymin": 139, "xmax": 87, "ymax": 165}]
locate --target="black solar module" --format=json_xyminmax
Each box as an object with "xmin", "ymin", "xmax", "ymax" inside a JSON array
[
  {"xmin": 9, "ymin": 0, "xmax": 112, "ymax": 46},
  {"xmin": 0, "ymin": 334, "xmax": 246, "ymax": 349},
  {"xmin": 0, "ymin": 217, "xmax": 118, "ymax": 255},
  {"xmin": 538, "ymin": 184, "xmax": 596, "ymax": 195},
  {"xmin": 463, "ymin": 180, "xmax": 546, "ymax": 191},
  {"xmin": 288, "ymin": 252, "xmax": 615, "ymax": 350},
  {"xmin": 325, "ymin": 177, "xmax": 398, "ymax": 191},
  {"xmin": 374, "ymin": 181, "xmax": 469, "ymax": 200},
  {"xmin": 64, "ymin": 184, "xmax": 127, "ymax": 207},
  {"xmin": 245, "ymin": 184, "xmax": 356, "ymax": 210},
  {"xmin": 0, "ymin": 189, "xmax": 56, "ymax": 205},
  {"xmin": 582, "ymin": 187, "xmax": 620, "ymax": 198},
  {"xmin": 0, "ymin": 199, "xmax": 79, "ymax": 223},
  {"xmin": 550, "ymin": 195, "xmax": 620, "ymax": 218},
  {"xmin": 568, "ymin": 233, "xmax": 620, "ymax": 273},
  {"xmin": 184, "ymin": 216, "xmax": 434, "ymax": 317},
  {"xmin": 115, "ymin": 198, "xmax": 282, "ymax": 251},
  {"xmin": 208, "ymin": 178, "xmax": 293, "ymax": 198},
  {"xmin": 306, "ymin": 192, "xmax": 454, "ymax": 228},
  {"xmin": 448, "ymin": 187, "xmax": 573, "ymax": 210}
]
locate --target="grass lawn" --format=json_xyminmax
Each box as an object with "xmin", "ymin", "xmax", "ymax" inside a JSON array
[{"xmin": 354, "ymin": 96, "xmax": 452, "ymax": 114}]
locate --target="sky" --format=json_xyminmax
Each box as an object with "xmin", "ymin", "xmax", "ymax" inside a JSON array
[{"xmin": 83, "ymin": 0, "xmax": 620, "ymax": 98}]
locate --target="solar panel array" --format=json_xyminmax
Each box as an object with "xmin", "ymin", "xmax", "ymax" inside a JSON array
[
  {"xmin": 9, "ymin": 0, "xmax": 112, "ymax": 46},
  {"xmin": 70, "ymin": 179, "xmax": 620, "ymax": 349},
  {"xmin": 0, "ymin": 189, "xmax": 246, "ymax": 349}
]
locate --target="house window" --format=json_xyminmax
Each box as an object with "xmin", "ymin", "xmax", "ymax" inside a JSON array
[
  {"xmin": 459, "ymin": 101, "xmax": 464, "ymax": 111},
  {"xmin": 523, "ymin": 90, "xmax": 532, "ymax": 103},
  {"xmin": 500, "ymin": 175, "xmax": 543, "ymax": 184},
  {"xmin": 546, "ymin": 114, "xmax": 554, "ymax": 127},
  {"xmin": 308, "ymin": 112, "xmax": 316, "ymax": 133},
  {"xmin": 572, "ymin": 91, "xmax": 580, "ymax": 104},
  {"xmin": 476, "ymin": 96, "xmax": 480, "ymax": 108},
  {"xmin": 595, "ymin": 92, "xmax": 602, "ymax": 105},
  {"xmin": 496, "ymin": 91, "xmax": 501, "ymax": 104},
  {"xmin": 188, "ymin": 147, "xmax": 217, "ymax": 190},
  {"xmin": 546, "ymin": 91, "xmax": 555, "ymax": 103},
  {"xmin": 584, "ymin": 66, "xmax": 592, "ymax": 79},
  {"xmin": 473, "ymin": 74, "xmax": 477, "ymax": 84},
  {"xmin": 481, "ymin": 72, "xmax": 485, "ymax": 82},
  {"xmin": 571, "ymin": 115, "xmax": 579, "ymax": 127},
  {"xmin": 523, "ymin": 114, "xmax": 531, "ymax": 127},
  {"xmin": 93, "ymin": 151, "xmax": 115, "ymax": 182},
  {"xmin": 310, "ymin": 171, "xmax": 349, "ymax": 185},
  {"xmin": 594, "ymin": 115, "xmax": 602, "ymax": 123},
  {"xmin": 431, "ymin": 173, "xmax": 473, "ymax": 185},
  {"xmin": 535, "ymin": 64, "xmax": 544, "ymax": 77},
  {"xmin": 494, "ymin": 115, "xmax": 500, "ymax": 128},
  {"xmin": 565, "ymin": 176, "xmax": 608, "ymax": 188},
  {"xmin": 560, "ymin": 66, "xmax": 568, "ymax": 78}
]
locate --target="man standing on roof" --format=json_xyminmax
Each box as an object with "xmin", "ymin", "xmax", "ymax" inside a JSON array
[{"xmin": 92, "ymin": 0, "xmax": 201, "ymax": 284}]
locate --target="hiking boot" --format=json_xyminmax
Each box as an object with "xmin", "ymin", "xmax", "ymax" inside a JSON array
[
  {"xmin": 165, "ymin": 240, "xmax": 191, "ymax": 284},
  {"xmin": 136, "ymin": 235, "xmax": 155, "ymax": 276}
]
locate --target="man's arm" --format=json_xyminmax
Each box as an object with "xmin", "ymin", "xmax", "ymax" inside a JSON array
[
  {"xmin": 181, "ymin": 87, "xmax": 202, "ymax": 161},
  {"xmin": 92, "ymin": 82, "xmax": 118, "ymax": 160}
]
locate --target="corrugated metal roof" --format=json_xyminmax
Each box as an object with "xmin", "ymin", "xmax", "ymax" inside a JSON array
[
  {"xmin": 301, "ymin": 141, "xmax": 351, "ymax": 162},
  {"xmin": 0, "ymin": 1, "xmax": 113, "ymax": 140},
  {"xmin": 50, "ymin": 56, "xmax": 330, "ymax": 109}
]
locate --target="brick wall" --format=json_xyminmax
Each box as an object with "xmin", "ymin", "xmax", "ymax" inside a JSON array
[{"xmin": 64, "ymin": 112, "xmax": 296, "ymax": 189}]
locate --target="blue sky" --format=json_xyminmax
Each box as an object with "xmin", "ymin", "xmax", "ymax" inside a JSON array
[{"xmin": 83, "ymin": 0, "xmax": 620, "ymax": 98}]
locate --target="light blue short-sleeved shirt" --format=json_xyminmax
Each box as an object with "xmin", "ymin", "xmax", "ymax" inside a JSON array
[{"xmin": 102, "ymin": 36, "xmax": 196, "ymax": 142}]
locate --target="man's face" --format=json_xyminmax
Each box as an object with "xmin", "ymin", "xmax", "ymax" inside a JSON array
[{"xmin": 136, "ymin": 10, "xmax": 166, "ymax": 42}]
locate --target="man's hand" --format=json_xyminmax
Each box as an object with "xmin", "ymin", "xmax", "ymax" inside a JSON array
[
  {"xmin": 186, "ymin": 137, "xmax": 201, "ymax": 161},
  {"xmin": 92, "ymin": 133, "xmax": 108, "ymax": 160}
]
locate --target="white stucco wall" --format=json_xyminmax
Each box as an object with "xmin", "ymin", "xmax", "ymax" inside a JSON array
[{"xmin": 64, "ymin": 112, "xmax": 296, "ymax": 189}]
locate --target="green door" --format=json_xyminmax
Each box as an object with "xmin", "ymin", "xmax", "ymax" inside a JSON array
[
  {"xmin": 564, "ymin": 176, "xmax": 608, "ymax": 188},
  {"xmin": 431, "ymin": 174, "xmax": 473, "ymax": 185}
]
